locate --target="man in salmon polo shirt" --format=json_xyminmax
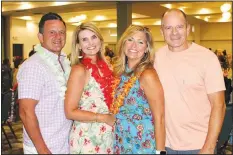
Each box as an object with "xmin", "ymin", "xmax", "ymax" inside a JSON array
[{"xmin": 154, "ymin": 8, "xmax": 226, "ymax": 154}]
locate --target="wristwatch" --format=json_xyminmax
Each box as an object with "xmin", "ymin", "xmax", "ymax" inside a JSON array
[{"xmin": 155, "ymin": 150, "xmax": 167, "ymax": 155}]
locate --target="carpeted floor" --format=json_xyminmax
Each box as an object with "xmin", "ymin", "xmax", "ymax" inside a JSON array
[
  {"xmin": 1, "ymin": 121, "xmax": 23, "ymax": 154},
  {"xmin": 1, "ymin": 120, "xmax": 232, "ymax": 154}
]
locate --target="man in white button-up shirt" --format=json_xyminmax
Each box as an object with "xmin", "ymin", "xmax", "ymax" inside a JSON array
[{"xmin": 17, "ymin": 12, "xmax": 72, "ymax": 154}]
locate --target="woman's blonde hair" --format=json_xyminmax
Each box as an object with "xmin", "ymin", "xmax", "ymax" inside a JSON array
[
  {"xmin": 71, "ymin": 22, "xmax": 105, "ymax": 65},
  {"xmin": 112, "ymin": 25, "xmax": 155, "ymax": 76}
]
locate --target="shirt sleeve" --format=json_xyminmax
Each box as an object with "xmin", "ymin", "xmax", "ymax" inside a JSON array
[
  {"xmin": 204, "ymin": 54, "xmax": 226, "ymax": 94},
  {"xmin": 17, "ymin": 62, "xmax": 45, "ymax": 100}
]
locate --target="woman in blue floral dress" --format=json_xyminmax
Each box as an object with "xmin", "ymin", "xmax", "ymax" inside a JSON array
[{"xmin": 110, "ymin": 25, "xmax": 166, "ymax": 154}]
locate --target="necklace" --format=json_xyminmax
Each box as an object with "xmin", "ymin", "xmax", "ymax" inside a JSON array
[
  {"xmin": 110, "ymin": 71, "xmax": 141, "ymax": 114},
  {"xmin": 35, "ymin": 44, "xmax": 71, "ymax": 99},
  {"xmin": 82, "ymin": 58, "xmax": 114, "ymax": 109}
]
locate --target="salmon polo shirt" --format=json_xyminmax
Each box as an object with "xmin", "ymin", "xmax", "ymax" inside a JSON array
[{"xmin": 154, "ymin": 43, "xmax": 225, "ymax": 150}]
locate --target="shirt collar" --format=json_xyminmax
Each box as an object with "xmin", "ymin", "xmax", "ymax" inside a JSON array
[{"xmin": 41, "ymin": 46, "xmax": 66, "ymax": 62}]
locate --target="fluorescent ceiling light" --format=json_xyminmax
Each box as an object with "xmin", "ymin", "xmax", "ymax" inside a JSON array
[
  {"xmin": 72, "ymin": 22, "xmax": 82, "ymax": 26},
  {"xmin": 108, "ymin": 23, "xmax": 117, "ymax": 28},
  {"xmin": 220, "ymin": 3, "xmax": 231, "ymax": 13},
  {"xmin": 153, "ymin": 20, "xmax": 161, "ymax": 25},
  {"xmin": 133, "ymin": 22, "xmax": 142, "ymax": 25},
  {"xmin": 19, "ymin": 16, "xmax": 32, "ymax": 20},
  {"xmin": 199, "ymin": 8, "xmax": 209, "ymax": 14},
  {"xmin": 132, "ymin": 13, "xmax": 149, "ymax": 19},
  {"xmin": 94, "ymin": 15, "xmax": 106, "ymax": 21},
  {"xmin": 19, "ymin": 2, "xmax": 32, "ymax": 10},
  {"xmin": 222, "ymin": 12, "xmax": 231, "ymax": 19},
  {"xmin": 110, "ymin": 34, "xmax": 117, "ymax": 37},
  {"xmin": 164, "ymin": 4, "xmax": 172, "ymax": 9},
  {"xmin": 218, "ymin": 17, "xmax": 229, "ymax": 22},
  {"xmin": 54, "ymin": 2, "xmax": 70, "ymax": 6},
  {"xmin": 69, "ymin": 14, "xmax": 86, "ymax": 23}
]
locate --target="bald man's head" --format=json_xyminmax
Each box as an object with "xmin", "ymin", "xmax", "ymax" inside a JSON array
[
  {"xmin": 161, "ymin": 9, "xmax": 188, "ymax": 26},
  {"xmin": 160, "ymin": 8, "xmax": 191, "ymax": 52}
]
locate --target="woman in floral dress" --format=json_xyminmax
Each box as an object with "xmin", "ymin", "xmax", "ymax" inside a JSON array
[
  {"xmin": 110, "ymin": 25, "xmax": 166, "ymax": 154},
  {"xmin": 65, "ymin": 22, "xmax": 115, "ymax": 154}
]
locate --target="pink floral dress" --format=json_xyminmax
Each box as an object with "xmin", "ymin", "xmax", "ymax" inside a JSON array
[{"xmin": 69, "ymin": 69, "xmax": 114, "ymax": 154}]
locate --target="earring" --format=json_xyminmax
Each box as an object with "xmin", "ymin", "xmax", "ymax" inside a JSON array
[
  {"xmin": 78, "ymin": 49, "xmax": 83, "ymax": 58},
  {"xmin": 144, "ymin": 51, "xmax": 148, "ymax": 58}
]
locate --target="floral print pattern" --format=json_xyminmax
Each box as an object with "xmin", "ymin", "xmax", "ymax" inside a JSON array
[
  {"xmin": 69, "ymin": 71, "xmax": 114, "ymax": 154},
  {"xmin": 113, "ymin": 74, "xmax": 156, "ymax": 154}
]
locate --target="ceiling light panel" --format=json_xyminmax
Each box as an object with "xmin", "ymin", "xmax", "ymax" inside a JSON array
[
  {"xmin": 110, "ymin": 33, "xmax": 117, "ymax": 37},
  {"xmin": 153, "ymin": 20, "xmax": 161, "ymax": 25},
  {"xmin": 199, "ymin": 8, "xmax": 210, "ymax": 14},
  {"xmin": 19, "ymin": 2, "xmax": 32, "ymax": 10},
  {"xmin": 69, "ymin": 14, "xmax": 87, "ymax": 23},
  {"xmin": 204, "ymin": 16, "xmax": 209, "ymax": 21},
  {"xmin": 108, "ymin": 23, "xmax": 117, "ymax": 28},
  {"xmin": 163, "ymin": 4, "xmax": 172, "ymax": 9},
  {"xmin": 222, "ymin": 12, "xmax": 231, "ymax": 19},
  {"xmin": 132, "ymin": 13, "xmax": 149, "ymax": 19},
  {"xmin": 72, "ymin": 22, "xmax": 82, "ymax": 26},
  {"xmin": 19, "ymin": 16, "xmax": 32, "ymax": 20},
  {"xmin": 220, "ymin": 3, "xmax": 231, "ymax": 13},
  {"xmin": 54, "ymin": 2, "xmax": 70, "ymax": 6},
  {"xmin": 132, "ymin": 14, "xmax": 136, "ymax": 18},
  {"xmin": 94, "ymin": 15, "xmax": 106, "ymax": 21},
  {"xmin": 133, "ymin": 22, "xmax": 142, "ymax": 25}
]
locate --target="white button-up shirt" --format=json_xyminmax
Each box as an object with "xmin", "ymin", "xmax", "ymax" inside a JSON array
[{"xmin": 17, "ymin": 49, "xmax": 72, "ymax": 154}]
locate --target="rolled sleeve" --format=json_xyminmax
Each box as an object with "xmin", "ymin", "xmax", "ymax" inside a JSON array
[{"xmin": 17, "ymin": 62, "xmax": 45, "ymax": 100}]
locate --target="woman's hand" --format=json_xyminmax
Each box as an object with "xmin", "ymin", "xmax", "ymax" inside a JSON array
[{"xmin": 98, "ymin": 114, "xmax": 116, "ymax": 126}]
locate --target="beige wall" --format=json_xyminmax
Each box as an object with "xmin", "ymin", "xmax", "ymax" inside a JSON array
[
  {"xmin": 100, "ymin": 28, "xmax": 117, "ymax": 43},
  {"xmin": 11, "ymin": 18, "xmax": 76, "ymax": 60},
  {"xmin": 201, "ymin": 23, "xmax": 232, "ymax": 40},
  {"xmin": 8, "ymin": 18, "xmax": 232, "ymax": 65},
  {"xmin": 200, "ymin": 22, "xmax": 232, "ymax": 54},
  {"xmin": 10, "ymin": 19, "xmax": 30, "ymax": 61}
]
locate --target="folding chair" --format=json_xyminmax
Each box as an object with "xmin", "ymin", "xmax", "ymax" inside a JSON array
[
  {"xmin": 1, "ymin": 90, "xmax": 17, "ymax": 149},
  {"xmin": 217, "ymin": 105, "xmax": 233, "ymax": 154}
]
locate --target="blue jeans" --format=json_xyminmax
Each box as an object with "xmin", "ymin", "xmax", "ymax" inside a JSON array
[{"xmin": 166, "ymin": 147, "xmax": 200, "ymax": 154}]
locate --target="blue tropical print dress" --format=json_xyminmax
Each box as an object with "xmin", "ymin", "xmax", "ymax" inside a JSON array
[{"xmin": 113, "ymin": 72, "xmax": 156, "ymax": 154}]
